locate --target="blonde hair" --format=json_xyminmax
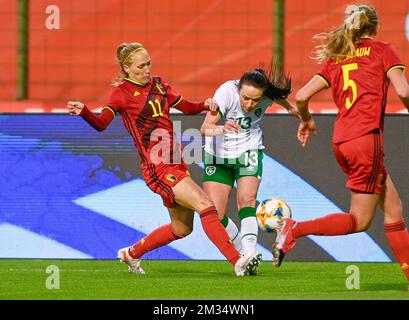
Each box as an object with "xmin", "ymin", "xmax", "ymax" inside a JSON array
[
  {"xmin": 112, "ymin": 42, "xmax": 146, "ymax": 86},
  {"xmin": 313, "ymin": 4, "xmax": 378, "ymax": 63}
]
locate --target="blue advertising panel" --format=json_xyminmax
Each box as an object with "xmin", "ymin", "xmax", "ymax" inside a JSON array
[{"xmin": 1, "ymin": 114, "xmax": 407, "ymax": 261}]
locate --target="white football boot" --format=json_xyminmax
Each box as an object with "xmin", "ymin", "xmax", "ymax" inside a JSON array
[
  {"xmin": 234, "ymin": 253, "xmax": 262, "ymax": 276},
  {"xmin": 117, "ymin": 247, "xmax": 145, "ymax": 275}
]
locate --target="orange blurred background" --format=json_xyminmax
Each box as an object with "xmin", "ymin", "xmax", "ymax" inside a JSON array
[{"xmin": 1, "ymin": 0, "xmax": 408, "ymax": 113}]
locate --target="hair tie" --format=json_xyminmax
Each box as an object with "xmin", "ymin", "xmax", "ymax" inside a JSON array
[
  {"xmin": 344, "ymin": 5, "xmax": 365, "ymax": 30},
  {"xmin": 123, "ymin": 47, "xmax": 144, "ymax": 64}
]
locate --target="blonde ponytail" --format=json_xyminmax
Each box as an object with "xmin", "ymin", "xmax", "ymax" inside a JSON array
[{"xmin": 313, "ymin": 4, "xmax": 378, "ymax": 64}]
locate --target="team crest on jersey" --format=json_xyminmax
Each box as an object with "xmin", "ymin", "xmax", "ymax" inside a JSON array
[
  {"xmin": 155, "ymin": 83, "xmax": 165, "ymax": 95},
  {"xmin": 254, "ymin": 108, "xmax": 262, "ymax": 117},
  {"xmin": 165, "ymin": 174, "xmax": 177, "ymax": 183},
  {"xmin": 206, "ymin": 166, "xmax": 216, "ymax": 176},
  {"xmin": 133, "ymin": 90, "xmax": 141, "ymax": 96}
]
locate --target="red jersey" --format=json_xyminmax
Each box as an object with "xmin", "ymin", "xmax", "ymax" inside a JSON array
[
  {"xmin": 79, "ymin": 76, "xmax": 207, "ymax": 207},
  {"xmin": 105, "ymin": 77, "xmax": 200, "ymax": 168},
  {"xmin": 317, "ymin": 38, "xmax": 405, "ymax": 143}
]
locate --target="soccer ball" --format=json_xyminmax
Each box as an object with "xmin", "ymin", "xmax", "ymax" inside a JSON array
[{"xmin": 256, "ymin": 197, "xmax": 292, "ymax": 233}]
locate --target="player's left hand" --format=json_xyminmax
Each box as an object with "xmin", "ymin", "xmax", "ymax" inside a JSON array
[
  {"xmin": 297, "ymin": 119, "xmax": 317, "ymax": 147},
  {"xmin": 204, "ymin": 98, "xmax": 219, "ymax": 113}
]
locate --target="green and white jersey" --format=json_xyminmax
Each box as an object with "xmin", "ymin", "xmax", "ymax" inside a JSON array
[{"xmin": 204, "ymin": 80, "xmax": 272, "ymax": 159}]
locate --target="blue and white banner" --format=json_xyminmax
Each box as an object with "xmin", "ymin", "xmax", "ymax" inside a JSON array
[{"xmin": 1, "ymin": 114, "xmax": 405, "ymax": 261}]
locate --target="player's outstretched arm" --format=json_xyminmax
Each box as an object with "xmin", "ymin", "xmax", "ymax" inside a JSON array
[
  {"xmin": 200, "ymin": 109, "xmax": 240, "ymax": 137},
  {"xmin": 173, "ymin": 97, "xmax": 218, "ymax": 115},
  {"xmin": 294, "ymin": 76, "xmax": 327, "ymax": 146},
  {"xmin": 389, "ymin": 68, "xmax": 409, "ymax": 112},
  {"xmin": 275, "ymin": 98, "xmax": 300, "ymax": 119},
  {"xmin": 67, "ymin": 101, "xmax": 115, "ymax": 132}
]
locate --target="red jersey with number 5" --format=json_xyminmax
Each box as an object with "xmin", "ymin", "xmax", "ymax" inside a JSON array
[
  {"xmin": 316, "ymin": 38, "xmax": 405, "ymax": 143},
  {"xmin": 105, "ymin": 77, "xmax": 184, "ymax": 167}
]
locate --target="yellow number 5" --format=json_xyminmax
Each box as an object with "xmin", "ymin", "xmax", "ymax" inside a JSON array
[
  {"xmin": 148, "ymin": 99, "xmax": 163, "ymax": 117},
  {"xmin": 342, "ymin": 63, "xmax": 358, "ymax": 110}
]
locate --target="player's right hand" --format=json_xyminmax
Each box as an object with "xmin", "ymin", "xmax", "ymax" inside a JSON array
[
  {"xmin": 223, "ymin": 119, "xmax": 241, "ymax": 133},
  {"xmin": 297, "ymin": 119, "xmax": 317, "ymax": 147},
  {"xmin": 204, "ymin": 98, "xmax": 219, "ymax": 113},
  {"xmin": 67, "ymin": 101, "xmax": 85, "ymax": 116}
]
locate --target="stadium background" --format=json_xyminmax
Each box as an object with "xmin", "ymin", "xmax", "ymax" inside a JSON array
[
  {"xmin": 1, "ymin": 0, "xmax": 408, "ymax": 112},
  {"xmin": 0, "ymin": 0, "xmax": 408, "ymax": 262}
]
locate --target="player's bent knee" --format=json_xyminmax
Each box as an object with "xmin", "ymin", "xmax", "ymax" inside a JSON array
[
  {"xmin": 195, "ymin": 198, "xmax": 215, "ymax": 212},
  {"xmin": 179, "ymin": 228, "xmax": 193, "ymax": 238},
  {"xmin": 173, "ymin": 225, "xmax": 193, "ymax": 238},
  {"xmin": 356, "ymin": 219, "xmax": 372, "ymax": 232}
]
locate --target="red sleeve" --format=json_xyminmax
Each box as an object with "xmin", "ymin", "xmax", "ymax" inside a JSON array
[
  {"xmin": 80, "ymin": 106, "xmax": 115, "ymax": 132},
  {"xmin": 382, "ymin": 43, "xmax": 406, "ymax": 78},
  {"xmin": 173, "ymin": 99, "xmax": 207, "ymax": 115},
  {"xmin": 161, "ymin": 80, "xmax": 182, "ymax": 108},
  {"xmin": 106, "ymin": 87, "xmax": 125, "ymax": 113},
  {"xmin": 161, "ymin": 79, "xmax": 207, "ymax": 114},
  {"xmin": 316, "ymin": 61, "xmax": 331, "ymax": 88}
]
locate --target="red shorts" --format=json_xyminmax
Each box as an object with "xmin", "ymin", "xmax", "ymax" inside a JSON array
[
  {"xmin": 142, "ymin": 162, "xmax": 190, "ymax": 208},
  {"xmin": 333, "ymin": 130, "xmax": 387, "ymax": 195}
]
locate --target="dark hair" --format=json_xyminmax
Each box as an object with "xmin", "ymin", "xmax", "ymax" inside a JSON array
[{"xmin": 238, "ymin": 64, "xmax": 291, "ymax": 100}]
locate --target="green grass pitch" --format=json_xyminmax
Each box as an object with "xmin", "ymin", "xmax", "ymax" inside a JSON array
[{"xmin": 0, "ymin": 259, "xmax": 408, "ymax": 300}]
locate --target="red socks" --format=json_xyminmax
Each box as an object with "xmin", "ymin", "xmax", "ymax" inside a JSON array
[
  {"xmin": 384, "ymin": 220, "xmax": 409, "ymax": 282},
  {"xmin": 293, "ymin": 213, "xmax": 357, "ymax": 239},
  {"xmin": 199, "ymin": 206, "xmax": 240, "ymax": 266},
  {"xmin": 128, "ymin": 206, "xmax": 240, "ymax": 266},
  {"xmin": 291, "ymin": 214, "xmax": 409, "ymax": 283},
  {"xmin": 129, "ymin": 224, "xmax": 182, "ymax": 259}
]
